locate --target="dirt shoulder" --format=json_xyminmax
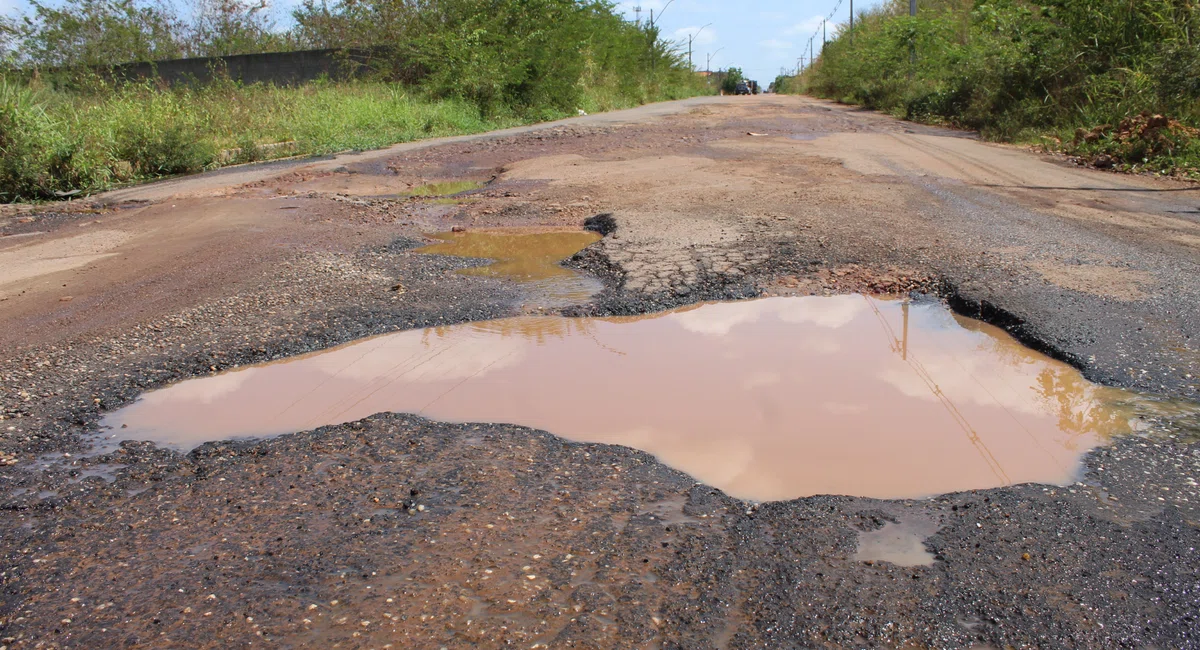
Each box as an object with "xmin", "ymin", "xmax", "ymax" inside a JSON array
[{"xmin": 1, "ymin": 95, "xmax": 1198, "ymax": 649}]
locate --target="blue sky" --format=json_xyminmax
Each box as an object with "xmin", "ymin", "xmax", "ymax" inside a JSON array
[
  {"xmin": 2, "ymin": 0, "xmax": 883, "ymax": 84},
  {"xmin": 615, "ymin": 0, "xmax": 881, "ymax": 83}
]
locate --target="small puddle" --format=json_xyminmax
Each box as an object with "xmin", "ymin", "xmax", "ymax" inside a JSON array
[
  {"xmin": 417, "ymin": 230, "xmax": 603, "ymax": 307},
  {"xmin": 407, "ymin": 180, "xmax": 485, "ymax": 197},
  {"xmin": 855, "ymin": 518, "xmax": 940, "ymax": 567},
  {"xmin": 101, "ymin": 296, "xmax": 1162, "ymax": 500}
]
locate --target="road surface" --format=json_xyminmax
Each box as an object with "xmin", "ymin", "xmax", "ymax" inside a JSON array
[{"xmin": 1, "ymin": 95, "xmax": 1198, "ymax": 649}]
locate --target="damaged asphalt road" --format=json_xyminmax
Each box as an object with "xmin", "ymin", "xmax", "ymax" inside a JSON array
[{"xmin": 1, "ymin": 95, "xmax": 1199, "ymax": 649}]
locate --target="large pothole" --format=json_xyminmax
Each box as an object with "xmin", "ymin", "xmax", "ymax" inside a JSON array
[{"xmin": 100, "ymin": 294, "xmax": 1154, "ymax": 500}]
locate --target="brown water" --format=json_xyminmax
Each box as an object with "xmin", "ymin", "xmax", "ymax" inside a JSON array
[
  {"xmin": 101, "ymin": 296, "xmax": 1144, "ymax": 501},
  {"xmin": 417, "ymin": 230, "xmax": 603, "ymax": 307},
  {"xmin": 407, "ymin": 180, "xmax": 486, "ymax": 197}
]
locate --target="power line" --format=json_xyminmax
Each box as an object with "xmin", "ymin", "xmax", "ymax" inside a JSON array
[{"xmin": 798, "ymin": 0, "xmax": 845, "ymax": 71}]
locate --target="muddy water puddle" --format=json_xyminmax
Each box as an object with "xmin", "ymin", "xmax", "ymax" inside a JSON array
[
  {"xmin": 417, "ymin": 230, "xmax": 602, "ymax": 307},
  {"xmin": 855, "ymin": 517, "xmax": 940, "ymax": 567},
  {"xmin": 102, "ymin": 295, "xmax": 1157, "ymax": 500},
  {"xmin": 407, "ymin": 180, "xmax": 486, "ymax": 197}
]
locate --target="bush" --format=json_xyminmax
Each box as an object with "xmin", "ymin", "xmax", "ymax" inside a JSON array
[
  {"xmin": 0, "ymin": 82, "xmax": 53, "ymax": 200},
  {"xmin": 0, "ymin": 0, "xmax": 713, "ymax": 200},
  {"xmin": 799, "ymin": 0, "xmax": 1200, "ymax": 174},
  {"xmin": 721, "ymin": 67, "xmax": 744, "ymax": 94},
  {"xmin": 115, "ymin": 123, "xmax": 212, "ymax": 175}
]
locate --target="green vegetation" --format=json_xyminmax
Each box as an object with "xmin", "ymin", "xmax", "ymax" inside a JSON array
[
  {"xmin": 0, "ymin": 79, "xmax": 511, "ymax": 199},
  {"xmin": 720, "ymin": 67, "xmax": 745, "ymax": 95},
  {"xmin": 0, "ymin": 0, "xmax": 710, "ymax": 201},
  {"xmin": 771, "ymin": 73, "xmax": 799, "ymax": 96},
  {"xmin": 784, "ymin": 0, "xmax": 1200, "ymax": 176}
]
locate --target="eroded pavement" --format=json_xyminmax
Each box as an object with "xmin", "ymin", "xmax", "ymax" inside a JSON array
[{"xmin": 1, "ymin": 95, "xmax": 1199, "ymax": 649}]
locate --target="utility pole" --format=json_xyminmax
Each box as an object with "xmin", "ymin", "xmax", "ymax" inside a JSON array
[
  {"xmin": 849, "ymin": 0, "xmax": 854, "ymax": 44},
  {"xmin": 706, "ymin": 47, "xmax": 724, "ymax": 74},
  {"xmin": 908, "ymin": 0, "xmax": 917, "ymax": 73},
  {"xmin": 648, "ymin": 0, "xmax": 674, "ymax": 28},
  {"xmin": 634, "ymin": 5, "xmax": 641, "ymax": 24},
  {"xmin": 688, "ymin": 24, "xmax": 712, "ymax": 70},
  {"xmin": 649, "ymin": 9, "xmax": 655, "ymax": 73},
  {"xmin": 822, "ymin": 19, "xmax": 826, "ymax": 48},
  {"xmin": 809, "ymin": 36, "xmax": 814, "ymax": 69}
]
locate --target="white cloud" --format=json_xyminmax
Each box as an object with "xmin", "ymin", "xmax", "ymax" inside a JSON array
[
  {"xmin": 334, "ymin": 328, "xmax": 526, "ymax": 384},
  {"xmin": 138, "ymin": 369, "xmax": 253, "ymax": 406},
  {"xmin": 785, "ymin": 15, "xmax": 827, "ymax": 37},
  {"xmin": 759, "ymin": 38, "xmax": 793, "ymax": 52},
  {"xmin": 671, "ymin": 295, "xmax": 866, "ymax": 336},
  {"xmin": 674, "ymin": 25, "xmax": 716, "ymax": 46}
]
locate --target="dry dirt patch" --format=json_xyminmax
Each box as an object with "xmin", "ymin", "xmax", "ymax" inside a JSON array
[
  {"xmin": 1031, "ymin": 261, "xmax": 1154, "ymax": 301},
  {"xmin": 0, "ymin": 229, "xmax": 131, "ymax": 288}
]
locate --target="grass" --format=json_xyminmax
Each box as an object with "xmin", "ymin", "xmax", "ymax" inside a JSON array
[
  {"xmin": 0, "ymin": 75, "xmax": 712, "ymax": 202},
  {"xmin": 779, "ymin": 0, "xmax": 1200, "ymax": 179},
  {"xmin": 0, "ymin": 78, "xmax": 510, "ymax": 201}
]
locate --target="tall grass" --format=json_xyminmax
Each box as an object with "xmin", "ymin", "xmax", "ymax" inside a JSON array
[
  {"xmin": 784, "ymin": 0, "xmax": 1200, "ymax": 175},
  {"xmin": 0, "ymin": 0, "xmax": 714, "ymax": 201},
  {"xmin": 0, "ymin": 78, "xmax": 502, "ymax": 200},
  {"xmin": 0, "ymin": 73, "xmax": 709, "ymax": 201}
]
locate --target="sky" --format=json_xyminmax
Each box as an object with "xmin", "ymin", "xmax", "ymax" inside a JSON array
[
  {"xmin": 614, "ymin": 0, "xmax": 883, "ymax": 83},
  {"xmin": 2, "ymin": 0, "xmax": 884, "ymax": 84}
]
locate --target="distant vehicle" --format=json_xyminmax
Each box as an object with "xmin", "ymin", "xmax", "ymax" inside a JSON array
[
  {"xmin": 749, "ymin": 80, "xmax": 761, "ymax": 95},
  {"xmin": 735, "ymin": 81, "xmax": 751, "ymax": 95}
]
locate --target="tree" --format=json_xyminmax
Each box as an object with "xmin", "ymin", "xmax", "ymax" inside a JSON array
[
  {"xmin": 0, "ymin": 17, "xmax": 18, "ymax": 63},
  {"xmin": 720, "ymin": 66, "xmax": 744, "ymax": 94},
  {"xmin": 184, "ymin": 0, "xmax": 289, "ymax": 57},
  {"xmin": 17, "ymin": 0, "xmax": 184, "ymax": 67}
]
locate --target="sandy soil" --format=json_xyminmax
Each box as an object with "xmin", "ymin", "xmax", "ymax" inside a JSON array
[{"xmin": 1, "ymin": 95, "xmax": 1198, "ymax": 649}]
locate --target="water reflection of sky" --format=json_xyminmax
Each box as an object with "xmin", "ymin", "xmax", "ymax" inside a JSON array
[{"xmin": 104, "ymin": 295, "xmax": 1140, "ymax": 501}]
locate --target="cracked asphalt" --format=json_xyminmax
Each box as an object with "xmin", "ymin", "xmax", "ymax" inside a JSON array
[{"xmin": 1, "ymin": 95, "xmax": 1198, "ymax": 649}]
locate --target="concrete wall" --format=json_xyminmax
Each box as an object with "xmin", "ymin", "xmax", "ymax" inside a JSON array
[{"xmin": 110, "ymin": 48, "xmax": 384, "ymax": 86}]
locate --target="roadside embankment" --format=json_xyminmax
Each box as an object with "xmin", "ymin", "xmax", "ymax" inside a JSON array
[{"xmin": 779, "ymin": 0, "xmax": 1200, "ymax": 178}]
